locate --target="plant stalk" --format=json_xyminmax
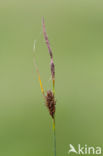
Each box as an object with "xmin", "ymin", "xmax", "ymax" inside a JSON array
[{"xmin": 53, "ymin": 118, "xmax": 56, "ymax": 156}]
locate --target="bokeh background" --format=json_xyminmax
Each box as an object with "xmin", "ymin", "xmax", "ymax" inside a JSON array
[{"xmin": 0, "ymin": 0, "xmax": 103, "ymax": 156}]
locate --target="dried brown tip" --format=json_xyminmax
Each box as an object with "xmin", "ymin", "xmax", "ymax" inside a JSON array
[
  {"xmin": 45, "ymin": 90, "xmax": 56, "ymax": 118},
  {"xmin": 42, "ymin": 17, "xmax": 53, "ymax": 59}
]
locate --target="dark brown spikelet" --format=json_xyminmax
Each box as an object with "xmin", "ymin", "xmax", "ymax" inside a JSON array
[{"xmin": 45, "ymin": 90, "xmax": 56, "ymax": 118}]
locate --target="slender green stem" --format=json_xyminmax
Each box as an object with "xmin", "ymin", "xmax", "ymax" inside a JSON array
[{"xmin": 53, "ymin": 118, "xmax": 56, "ymax": 156}]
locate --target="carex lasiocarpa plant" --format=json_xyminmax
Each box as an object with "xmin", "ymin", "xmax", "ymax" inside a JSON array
[{"xmin": 33, "ymin": 17, "xmax": 56, "ymax": 156}]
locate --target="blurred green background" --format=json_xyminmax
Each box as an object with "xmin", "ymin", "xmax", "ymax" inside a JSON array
[{"xmin": 0, "ymin": 0, "xmax": 103, "ymax": 156}]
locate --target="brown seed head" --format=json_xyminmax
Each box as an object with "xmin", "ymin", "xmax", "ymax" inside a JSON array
[{"xmin": 45, "ymin": 90, "xmax": 56, "ymax": 118}]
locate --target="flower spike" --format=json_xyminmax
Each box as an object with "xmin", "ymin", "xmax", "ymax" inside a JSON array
[{"xmin": 42, "ymin": 17, "xmax": 55, "ymax": 94}]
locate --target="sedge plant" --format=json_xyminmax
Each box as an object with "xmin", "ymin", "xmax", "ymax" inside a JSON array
[{"xmin": 33, "ymin": 18, "xmax": 56, "ymax": 156}]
